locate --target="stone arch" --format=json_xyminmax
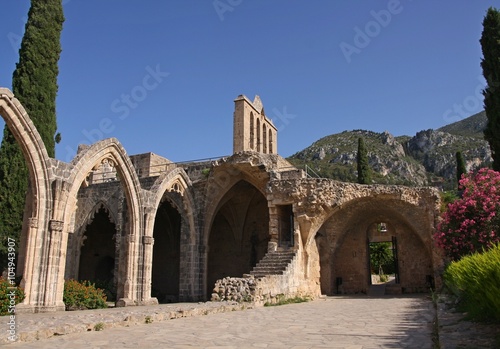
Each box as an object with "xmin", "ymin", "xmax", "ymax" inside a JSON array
[
  {"xmin": 256, "ymin": 118, "xmax": 261, "ymax": 152},
  {"xmin": 0, "ymin": 89, "xmax": 56, "ymax": 311},
  {"xmin": 61, "ymin": 138, "xmax": 143, "ymax": 305},
  {"xmin": 205, "ymin": 178, "xmax": 269, "ymax": 298},
  {"xmin": 67, "ymin": 201, "xmax": 118, "ymax": 281},
  {"xmin": 315, "ymin": 196, "xmax": 435, "ymax": 295},
  {"xmin": 149, "ymin": 167, "xmax": 195, "ymax": 242},
  {"xmin": 249, "ymin": 112, "xmax": 254, "ymax": 150},
  {"xmin": 146, "ymin": 168, "xmax": 198, "ymax": 302},
  {"xmin": 77, "ymin": 204, "xmax": 118, "ymax": 296},
  {"xmin": 263, "ymin": 123, "xmax": 267, "ymax": 154},
  {"xmin": 203, "ymin": 168, "xmax": 267, "ymax": 246},
  {"xmin": 268, "ymin": 129, "xmax": 273, "ymax": 154}
]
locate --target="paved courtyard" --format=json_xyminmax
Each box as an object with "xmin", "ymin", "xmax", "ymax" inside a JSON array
[{"xmin": 6, "ymin": 295, "xmax": 436, "ymax": 349}]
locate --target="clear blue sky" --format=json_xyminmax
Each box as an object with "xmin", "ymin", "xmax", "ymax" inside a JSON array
[{"xmin": 0, "ymin": 1, "xmax": 496, "ymax": 162}]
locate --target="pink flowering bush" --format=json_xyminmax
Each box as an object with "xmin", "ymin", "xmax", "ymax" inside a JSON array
[{"xmin": 434, "ymin": 168, "xmax": 500, "ymax": 260}]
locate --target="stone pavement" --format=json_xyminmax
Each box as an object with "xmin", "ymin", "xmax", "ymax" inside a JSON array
[{"xmin": 1, "ymin": 295, "xmax": 498, "ymax": 348}]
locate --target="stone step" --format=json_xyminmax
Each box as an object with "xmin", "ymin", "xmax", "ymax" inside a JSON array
[
  {"xmin": 249, "ymin": 251, "xmax": 296, "ymax": 277},
  {"xmin": 251, "ymin": 266, "xmax": 287, "ymax": 273}
]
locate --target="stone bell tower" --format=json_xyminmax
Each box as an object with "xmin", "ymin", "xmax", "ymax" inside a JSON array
[{"xmin": 233, "ymin": 94, "xmax": 278, "ymax": 154}]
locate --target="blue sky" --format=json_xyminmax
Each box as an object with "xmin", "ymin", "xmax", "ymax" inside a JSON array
[{"xmin": 0, "ymin": 1, "xmax": 496, "ymax": 162}]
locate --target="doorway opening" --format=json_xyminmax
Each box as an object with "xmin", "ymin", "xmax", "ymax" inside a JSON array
[{"xmin": 368, "ymin": 237, "xmax": 399, "ymax": 285}]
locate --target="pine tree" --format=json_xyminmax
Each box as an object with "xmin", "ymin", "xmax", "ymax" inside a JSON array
[
  {"xmin": 357, "ymin": 137, "xmax": 372, "ymax": 184},
  {"xmin": 0, "ymin": 0, "xmax": 64, "ymax": 271},
  {"xmin": 456, "ymin": 151, "xmax": 467, "ymax": 189},
  {"xmin": 481, "ymin": 7, "xmax": 500, "ymax": 171}
]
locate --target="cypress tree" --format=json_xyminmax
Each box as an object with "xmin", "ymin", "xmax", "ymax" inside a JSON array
[
  {"xmin": 0, "ymin": 0, "xmax": 64, "ymax": 271},
  {"xmin": 357, "ymin": 137, "xmax": 372, "ymax": 184},
  {"xmin": 480, "ymin": 7, "xmax": 500, "ymax": 171},
  {"xmin": 456, "ymin": 151, "xmax": 467, "ymax": 187}
]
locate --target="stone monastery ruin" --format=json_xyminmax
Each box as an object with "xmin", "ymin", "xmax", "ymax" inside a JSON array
[{"xmin": 0, "ymin": 88, "xmax": 444, "ymax": 313}]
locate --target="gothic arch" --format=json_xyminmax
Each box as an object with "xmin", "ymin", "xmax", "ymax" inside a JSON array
[
  {"xmin": 0, "ymin": 89, "xmax": 54, "ymax": 310},
  {"xmin": 205, "ymin": 179, "xmax": 269, "ymax": 298},
  {"xmin": 203, "ymin": 168, "xmax": 267, "ymax": 247},
  {"xmin": 61, "ymin": 138, "xmax": 143, "ymax": 305},
  {"xmin": 148, "ymin": 167, "xmax": 195, "ymax": 242}
]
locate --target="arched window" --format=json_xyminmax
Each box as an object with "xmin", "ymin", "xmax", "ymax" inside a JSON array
[
  {"xmin": 249, "ymin": 113, "xmax": 254, "ymax": 150},
  {"xmin": 263, "ymin": 123, "xmax": 267, "ymax": 154},
  {"xmin": 269, "ymin": 130, "xmax": 273, "ymax": 154},
  {"xmin": 256, "ymin": 118, "xmax": 261, "ymax": 152}
]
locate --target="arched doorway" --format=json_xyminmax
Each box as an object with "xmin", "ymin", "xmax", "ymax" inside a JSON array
[
  {"xmin": 316, "ymin": 199, "xmax": 433, "ymax": 295},
  {"xmin": 78, "ymin": 205, "xmax": 117, "ymax": 299},
  {"xmin": 151, "ymin": 199, "xmax": 181, "ymax": 303},
  {"xmin": 207, "ymin": 180, "xmax": 269, "ymax": 297}
]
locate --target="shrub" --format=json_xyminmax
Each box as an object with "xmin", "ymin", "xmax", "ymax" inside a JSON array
[
  {"xmin": 444, "ymin": 243, "xmax": 500, "ymax": 322},
  {"xmin": 0, "ymin": 277, "xmax": 25, "ymax": 316},
  {"xmin": 434, "ymin": 168, "xmax": 500, "ymax": 260},
  {"xmin": 63, "ymin": 279, "xmax": 108, "ymax": 311}
]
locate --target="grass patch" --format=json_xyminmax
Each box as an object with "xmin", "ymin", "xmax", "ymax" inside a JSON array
[
  {"xmin": 93, "ymin": 322, "xmax": 105, "ymax": 331},
  {"xmin": 264, "ymin": 295, "xmax": 311, "ymax": 307}
]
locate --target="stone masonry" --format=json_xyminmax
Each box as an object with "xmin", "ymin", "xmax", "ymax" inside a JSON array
[{"xmin": 0, "ymin": 88, "xmax": 444, "ymax": 313}]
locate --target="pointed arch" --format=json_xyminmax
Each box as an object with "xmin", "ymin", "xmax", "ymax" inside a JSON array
[
  {"xmin": 206, "ymin": 179, "xmax": 269, "ymax": 298},
  {"xmin": 61, "ymin": 138, "xmax": 143, "ymax": 304},
  {"xmin": 0, "ymin": 89, "xmax": 54, "ymax": 310},
  {"xmin": 256, "ymin": 118, "xmax": 261, "ymax": 152},
  {"xmin": 249, "ymin": 112, "xmax": 254, "ymax": 150}
]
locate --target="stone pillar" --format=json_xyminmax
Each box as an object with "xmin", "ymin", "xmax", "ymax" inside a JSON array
[
  {"xmin": 43, "ymin": 220, "xmax": 66, "ymax": 312},
  {"xmin": 116, "ymin": 234, "xmax": 137, "ymax": 307},
  {"xmin": 16, "ymin": 217, "xmax": 39, "ymax": 313},
  {"xmin": 268, "ymin": 205, "xmax": 279, "ymax": 247},
  {"xmin": 139, "ymin": 235, "xmax": 158, "ymax": 305}
]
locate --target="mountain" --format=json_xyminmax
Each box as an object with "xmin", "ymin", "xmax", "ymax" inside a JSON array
[
  {"xmin": 287, "ymin": 111, "xmax": 492, "ymax": 190},
  {"xmin": 437, "ymin": 111, "xmax": 487, "ymax": 139}
]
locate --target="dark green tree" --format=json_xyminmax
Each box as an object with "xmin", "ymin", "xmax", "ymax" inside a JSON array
[
  {"xmin": 481, "ymin": 7, "xmax": 500, "ymax": 171},
  {"xmin": 456, "ymin": 151, "xmax": 467, "ymax": 186},
  {"xmin": 357, "ymin": 137, "xmax": 372, "ymax": 184},
  {"xmin": 0, "ymin": 0, "xmax": 64, "ymax": 272}
]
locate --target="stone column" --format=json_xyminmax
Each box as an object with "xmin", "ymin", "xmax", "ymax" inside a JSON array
[
  {"xmin": 116, "ymin": 234, "xmax": 137, "ymax": 307},
  {"xmin": 43, "ymin": 220, "xmax": 66, "ymax": 312},
  {"xmin": 16, "ymin": 217, "xmax": 39, "ymax": 313},
  {"xmin": 268, "ymin": 205, "xmax": 279, "ymax": 251},
  {"xmin": 139, "ymin": 235, "xmax": 158, "ymax": 305}
]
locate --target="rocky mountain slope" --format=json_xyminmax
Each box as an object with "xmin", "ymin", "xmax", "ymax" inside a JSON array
[{"xmin": 287, "ymin": 111, "xmax": 492, "ymax": 190}]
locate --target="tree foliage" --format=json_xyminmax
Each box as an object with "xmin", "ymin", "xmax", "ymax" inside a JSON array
[
  {"xmin": 357, "ymin": 137, "xmax": 371, "ymax": 184},
  {"xmin": 481, "ymin": 7, "xmax": 500, "ymax": 171},
  {"xmin": 456, "ymin": 151, "xmax": 467, "ymax": 188},
  {"xmin": 0, "ymin": 0, "xmax": 64, "ymax": 272},
  {"xmin": 434, "ymin": 168, "xmax": 500, "ymax": 261}
]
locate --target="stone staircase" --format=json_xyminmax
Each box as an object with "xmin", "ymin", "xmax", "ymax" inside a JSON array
[{"xmin": 250, "ymin": 250, "xmax": 296, "ymax": 278}]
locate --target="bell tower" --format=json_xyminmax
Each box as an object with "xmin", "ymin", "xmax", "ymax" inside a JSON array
[{"xmin": 233, "ymin": 94, "xmax": 278, "ymax": 154}]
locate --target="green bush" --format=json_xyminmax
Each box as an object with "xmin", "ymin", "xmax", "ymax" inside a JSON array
[
  {"xmin": 0, "ymin": 277, "xmax": 25, "ymax": 316},
  {"xmin": 444, "ymin": 243, "xmax": 500, "ymax": 322},
  {"xmin": 63, "ymin": 279, "xmax": 108, "ymax": 311}
]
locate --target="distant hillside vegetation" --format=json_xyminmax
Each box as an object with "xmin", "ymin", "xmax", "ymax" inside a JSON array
[
  {"xmin": 437, "ymin": 111, "xmax": 487, "ymax": 139},
  {"xmin": 287, "ymin": 111, "xmax": 492, "ymax": 190}
]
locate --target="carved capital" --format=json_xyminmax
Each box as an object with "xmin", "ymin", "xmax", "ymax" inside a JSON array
[
  {"xmin": 142, "ymin": 236, "xmax": 154, "ymax": 245},
  {"xmin": 49, "ymin": 220, "xmax": 64, "ymax": 232},
  {"xmin": 28, "ymin": 217, "xmax": 38, "ymax": 229},
  {"xmin": 123, "ymin": 234, "xmax": 135, "ymax": 244}
]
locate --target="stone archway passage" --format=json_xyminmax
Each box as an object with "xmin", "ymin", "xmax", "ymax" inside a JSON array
[
  {"xmin": 152, "ymin": 200, "xmax": 181, "ymax": 303},
  {"xmin": 207, "ymin": 180, "xmax": 269, "ymax": 297},
  {"xmin": 78, "ymin": 206, "xmax": 117, "ymax": 298}
]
